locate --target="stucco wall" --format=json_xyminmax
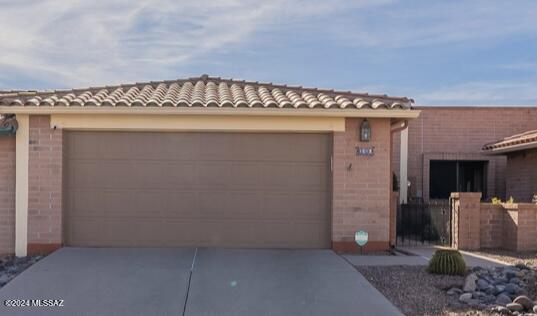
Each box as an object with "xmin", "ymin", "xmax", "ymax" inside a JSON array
[
  {"xmin": 393, "ymin": 107, "xmax": 537, "ymax": 201},
  {"xmin": 0, "ymin": 136, "xmax": 15, "ymax": 254},
  {"xmin": 506, "ymin": 148, "xmax": 537, "ymax": 203},
  {"xmin": 332, "ymin": 118, "xmax": 392, "ymax": 252}
]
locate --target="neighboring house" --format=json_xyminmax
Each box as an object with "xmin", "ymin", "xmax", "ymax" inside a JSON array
[
  {"xmin": 482, "ymin": 130, "xmax": 537, "ymax": 202},
  {"xmin": 0, "ymin": 75, "xmax": 418, "ymax": 256},
  {"xmin": 392, "ymin": 106, "xmax": 537, "ymax": 203}
]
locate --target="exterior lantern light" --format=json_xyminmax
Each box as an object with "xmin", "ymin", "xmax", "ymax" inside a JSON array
[{"xmin": 359, "ymin": 119, "xmax": 371, "ymax": 142}]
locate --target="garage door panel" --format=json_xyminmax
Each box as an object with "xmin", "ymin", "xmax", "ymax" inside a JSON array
[
  {"xmin": 262, "ymin": 192, "xmax": 328, "ymax": 220},
  {"xmin": 70, "ymin": 190, "xmax": 200, "ymax": 217},
  {"xmin": 229, "ymin": 163, "xmax": 261, "ymax": 187},
  {"xmin": 294, "ymin": 164, "xmax": 329, "ymax": 189},
  {"xmin": 158, "ymin": 162, "xmax": 198, "ymax": 187},
  {"xmin": 160, "ymin": 192, "xmax": 198, "ymax": 216},
  {"xmin": 258, "ymin": 221, "xmax": 328, "ymax": 247},
  {"xmin": 197, "ymin": 162, "xmax": 232, "ymax": 187},
  {"xmin": 65, "ymin": 132, "xmax": 330, "ymax": 248},
  {"xmin": 261, "ymin": 162, "xmax": 327, "ymax": 190},
  {"xmin": 224, "ymin": 192, "xmax": 262, "ymax": 218},
  {"xmin": 69, "ymin": 161, "xmax": 197, "ymax": 189}
]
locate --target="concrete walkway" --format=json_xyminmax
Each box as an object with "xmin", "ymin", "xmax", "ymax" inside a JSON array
[
  {"xmin": 344, "ymin": 247, "xmax": 507, "ymax": 267},
  {"xmin": 399, "ymin": 247, "xmax": 507, "ymax": 267},
  {"xmin": 0, "ymin": 248, "xmax": 402, "ymax": 316},
  {"xmin": 343, "ymin": 255, "xmax": 428, "ymax": 266}
]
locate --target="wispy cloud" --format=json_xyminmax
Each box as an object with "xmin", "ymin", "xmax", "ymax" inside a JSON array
[
  {"xmin": 1, "ymin": 0, "xmax": 537, "ymax": 106},
  {"xmin": 0, "ymin": 0, "xmax": 383, "ymax": 88}
]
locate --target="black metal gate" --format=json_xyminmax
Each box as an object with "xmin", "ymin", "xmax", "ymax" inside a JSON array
[{"xmin": 396, "ymin": 199, "xmax": 452, "ymax": 246}]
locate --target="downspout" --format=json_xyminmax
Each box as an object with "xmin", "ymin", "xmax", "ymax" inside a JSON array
[{"xmin": 0, "ymin": 114, "xmax": 18, "ymax": 135}]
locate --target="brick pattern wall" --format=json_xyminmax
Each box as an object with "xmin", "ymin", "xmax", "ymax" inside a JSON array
[
  {"xmin": 28, "ymin": 115, "xmax": 63, "ymax": 253},
  {"xmin": 450, "ymin": 192, "xmax": 482, "ymax": 250},
  {"xmin": 332, "ymin": 118, "xmax": 392, "ymax": 252},
  {"xmin": 506, "ymin": 148, "xmax": 537, "ymax": 202},
  {"xmin": 393, "ymin": 107, "xmax": 537, "ymax": 201},
  {"xmin": 0, "ymin": 136, "xmax": 15, "ymax": 254},
  {"xmin": 479, "ymin": 204, "xmax": 504, "ymax": 249},
  {"xmin": 517, "ymin": 205, "xmax": 537, "ymax": 251},
  {"xmin": 452, "ymin": 192, "xmax": 537, "ymax": 251},
  {"xmin": 503, "ymin": 208, "xmax": 519, "ymax": 250}
]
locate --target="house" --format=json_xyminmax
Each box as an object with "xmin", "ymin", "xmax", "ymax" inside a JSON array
[
  {"xmin": 0, "ymin": 75, "xmax": 419, "ymax": 256},
  {"xmin": 482, "ymin": 130, "xmax": 537, "ymax": 202},
  {"xmin": 392, "ymin": 106, "xmax": 537, "ymax": 203}
]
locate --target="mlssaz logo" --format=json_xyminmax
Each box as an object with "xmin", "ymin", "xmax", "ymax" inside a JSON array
[{"xmin": 4, "ymin": 299, "xmax": 64, "ymax": 307}]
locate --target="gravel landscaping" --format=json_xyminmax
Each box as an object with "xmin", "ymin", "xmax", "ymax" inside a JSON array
[
  {"xmin": 357, "ymin": 266, "xmax": 473, "ymax": 316},
  {"xmin": 0, "ymin": 255, "xmax": 43, "ymax": 289},
  {"xmin": 454, "ymin": 265, "xmax": 537, "ymax": 315},
  {"xmin": 357, "ymin": 264, "xmax": 537, "ymax": 316},
  {"xmin": 470, "ymin": 249, "xmax": 537, "ymax": 267}
]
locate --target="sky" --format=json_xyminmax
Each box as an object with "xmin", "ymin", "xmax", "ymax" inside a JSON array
[{"xmin": 1, "ymin": 0, "xmax": 537, "ymax": 106}]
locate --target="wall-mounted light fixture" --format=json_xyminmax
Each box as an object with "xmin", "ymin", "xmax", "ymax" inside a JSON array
[{"xmin": 359, "ymin": 119, "xmax": 371, "ymax": 142}]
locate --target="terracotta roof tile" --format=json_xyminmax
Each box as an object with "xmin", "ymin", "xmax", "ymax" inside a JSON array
[
  {"xmin": 482, "ymin": 130, "xmax": 537, "ymax": 151},
  {"xmin": 0, "ymin": 74, "xmax": 413, "ymax": 110}
]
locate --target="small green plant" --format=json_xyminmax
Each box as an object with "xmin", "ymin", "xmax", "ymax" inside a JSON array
[
  {"xmin": 491, "ymin": 196, "xmax": 515, "ymax": 205},
  {"xmin": 428, "ymin": 249, "xmax": 466, "ymax": 276}
]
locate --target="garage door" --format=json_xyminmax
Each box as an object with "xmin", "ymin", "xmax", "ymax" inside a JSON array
[{"xmin": 65, "ymin": 131, "xmax": 331, "ymax": 248}]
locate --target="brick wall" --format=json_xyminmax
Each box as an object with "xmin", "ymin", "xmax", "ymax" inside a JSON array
[
  {"xmin": 27, "ymin": 115, "xmax": 63, "ymax": 254},
  {"xmin": 0, "ymin": 136, "xmax": 15, "ymax": 254},
  {"xmin": 452, "ymin": 192, "xmax": 537, "ymax": 251},
  {"xmin": 505, "ymin": 148, "xmax": 537, "ymax": 202},
  {"xmin": 393, "ymin": 107, "xmax": 537, "ymax": 201},
  {"xmin": 503, "ymin": 207, "xmax": 519, "ymax": 250},
  {"xmin": 479, "ymin": 204, "xmax": 504, "ymax": 249},
  {"xmin": 450, "ymin": 192, "xmax": 482, "ymax": 250},
  {"xmin": 517, "ymin": 205, "xmax": 537, "ymax": 251},
  {"xmin": 332, "ymin": 118, "xmax": 392, "ymax": 252}
]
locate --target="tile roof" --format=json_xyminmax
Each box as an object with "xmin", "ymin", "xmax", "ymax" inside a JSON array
[
  {"xmin": 482, "ymin": 130, "xmax": 537, "ymax": 153},
  {"xmin": 0, "ymin": 75, "xmax": 412, "ymax": 111}
]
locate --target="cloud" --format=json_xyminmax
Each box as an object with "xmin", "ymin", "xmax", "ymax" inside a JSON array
[
  {"xmin": 1, "ymin": 0, "xmax": 537, "ymax": 100},
  {"xmin": 415, "ymin": 81, "xmax": 537, "ymax": 105},
  {"xmin": 0, "ymin": 0, "xmax": 386, "ymax": 88}
]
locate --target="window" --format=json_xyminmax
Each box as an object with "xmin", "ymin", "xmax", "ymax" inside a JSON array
[{"xmin": 429, "ymin": 160, "xmax": 487, "ymax": 199}]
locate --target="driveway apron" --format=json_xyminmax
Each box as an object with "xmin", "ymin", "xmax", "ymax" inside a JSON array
[
  {"xmin": 185, "ymin": 248, "xmax": 402, "ymax": 316},
  {"xmin": 0, "ymin": 248, "xmax": 402, "ymax": 316},
  {"xmin": 0, "ymin": 248, "xmax": 194, "ymax": 316}
]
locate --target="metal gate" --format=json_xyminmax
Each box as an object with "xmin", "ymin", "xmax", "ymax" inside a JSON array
[{"xmin": 396, "ymin": 199, "xmax": 452, "ymax": 246}]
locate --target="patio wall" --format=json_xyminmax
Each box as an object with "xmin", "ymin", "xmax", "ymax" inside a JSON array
[{"xmin": 451, "ymin": 192, "xmax": 537, "ymax": 252}]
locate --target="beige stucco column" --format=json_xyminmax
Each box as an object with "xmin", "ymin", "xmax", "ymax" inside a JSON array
[
  {"xmin": 15, "ymin": 114, "xmax": 29, "ymax": 257},
  {"xmin": 399, "ymin": 128, "xmax": 408, "ymax": 203}
]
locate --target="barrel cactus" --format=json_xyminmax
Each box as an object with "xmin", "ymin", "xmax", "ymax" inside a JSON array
[{"xmin": 428, "ymin": 249, "xmax": 466, "ymax": 276}]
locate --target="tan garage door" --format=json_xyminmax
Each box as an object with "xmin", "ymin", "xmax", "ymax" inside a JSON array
[{"xmin": 65, "ymin": 131, "xmax": 331, "ymax": 248}]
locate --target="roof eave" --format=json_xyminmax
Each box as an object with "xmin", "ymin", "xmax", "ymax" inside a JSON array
[
  {"xmin": 0, "ymin": 106, "xmax": 421, "ymax": 119},
  {"xmin": 482, "ymin": 141, "xmax": 537, "ymax": 155}
]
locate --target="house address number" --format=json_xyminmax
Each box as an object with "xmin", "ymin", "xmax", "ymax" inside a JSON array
[{"xmin": 356, "ymin": 146, "xmax": 374, "ymax": 156}]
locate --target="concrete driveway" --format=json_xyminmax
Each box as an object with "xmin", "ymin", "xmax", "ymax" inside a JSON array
[{"xmin": 0, "ymin": 248, "xmax": 401, "ymax": 316}]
